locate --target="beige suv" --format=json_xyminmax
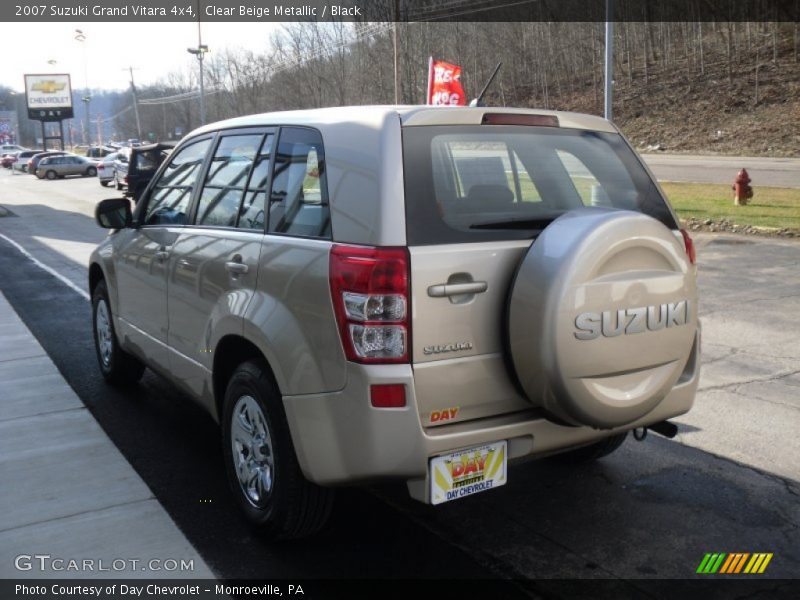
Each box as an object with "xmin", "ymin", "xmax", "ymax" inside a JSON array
[{"xmin": 90, "ymin": 106, "xmax": 700, "ymax": 538}]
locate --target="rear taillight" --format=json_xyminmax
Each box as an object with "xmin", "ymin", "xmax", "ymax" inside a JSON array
[
  {"xmin": 680, "ymin": 229, "xmax": 696, "ymax": 265},
  {"xmin": 330, "ymin": 244, "xmax": 410, "ymax": 364}
]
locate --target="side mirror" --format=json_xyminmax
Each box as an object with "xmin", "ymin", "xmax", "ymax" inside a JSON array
[{"xmin": 95, "ymin": 198, "xmax": 132, "ymax": 229}]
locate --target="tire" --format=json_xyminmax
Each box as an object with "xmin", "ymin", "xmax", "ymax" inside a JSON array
[
  {"xmin": 115, "ymin": 173, "xmax": 123, "ymax": 190},
  {"xmin": 91, "ymin": 279, "xmax": 145, "ymax": 386},
  {"xmin": 550, "ymin": 433, "xmax": 628, "ymax": 464},
  {"xmin": 100, "ymin": 180, "xmax": 110, "ymax": 187},
  {"xmin": 45, "ymin": 170, "xmax": 57, "ymax": 180},
  {"xmin": 86, "ymin": 167, "xmax": 97, "ymax": 177},
  {"xmin": 222, "ymin": 360, "xmax": 334, "ymax": 539}
]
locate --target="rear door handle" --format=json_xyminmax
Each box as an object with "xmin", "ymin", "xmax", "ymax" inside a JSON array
[
  {"xmin": 225, "ymin": 261, "xmax": 249, "ymax": 275},
  {"xmin": 427, "ymin": 281, "xmax": 488, "ymax": 297}
]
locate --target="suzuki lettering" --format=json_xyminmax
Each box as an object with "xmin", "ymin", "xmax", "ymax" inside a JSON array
[{"xmin": 574, "ymin": 300, "xmax": 691, "ymax": 340}]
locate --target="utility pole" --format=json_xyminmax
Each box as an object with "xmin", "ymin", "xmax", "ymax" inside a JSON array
[
  {"xmin": 393, "ymin": 0, "xmax": 400, "ymax": 104},
  {"xmin": 126, "ymin": 66, "xmax": 143, "ymax": 140},
  {"xmin": 604, "ymin": 0, "xmax": 614, "ymax": 121},
  {"xmin": 187, "ymin": 4, "xmax": 208, "ymax": 125},
  {"xmin": 74, "ymin": 29, "xmax": 91, "ymax": 144}
]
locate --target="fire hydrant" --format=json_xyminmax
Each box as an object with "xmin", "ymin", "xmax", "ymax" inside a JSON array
[{"xmin": 733, "ymin": 168, "xmax": 753, "ymax": 206}]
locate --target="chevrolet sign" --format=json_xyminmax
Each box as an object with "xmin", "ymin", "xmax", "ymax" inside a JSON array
[{"xmin": 24, "ymin": 74, "xmax": 74, "ymax": 121}]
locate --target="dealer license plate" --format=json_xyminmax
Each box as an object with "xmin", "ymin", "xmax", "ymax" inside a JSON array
[{"xmin": 429, "ymin": 440, "xmax": 507, "ymax": 505}]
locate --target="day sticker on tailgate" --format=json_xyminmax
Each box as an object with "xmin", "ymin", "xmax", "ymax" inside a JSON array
[{"xmin": 430, "ymin": 441, "xmax": 507, "ymax": 505}]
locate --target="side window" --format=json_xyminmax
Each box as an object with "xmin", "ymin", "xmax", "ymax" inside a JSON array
[
  {"xmin": 268, "ymin": 127, "xmax": 330, "ymax": 239},
  {"xmin": 238, "ymin": 133, "xmax": 274, "ymax": 231},
  {"xmin": 144, "ymin": 138, "xmax": 211, "ymax": 226},
  {"xmin": 195, "ymin": 134, "xmax": 261, "ymax": 228}
]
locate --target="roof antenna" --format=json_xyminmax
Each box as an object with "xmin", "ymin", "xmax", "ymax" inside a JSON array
[{"xmin": 469, "ymin": 62, "xmax": 502, "ymax": 107}]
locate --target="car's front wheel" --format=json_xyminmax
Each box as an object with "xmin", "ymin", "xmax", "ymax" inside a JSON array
[
  {"xmin": 92, "ymin": 280, "xmax": 145, "ymax": 385},
  {"xmin": 86, "ymin": 167, "xmax": 97, "ymax": 177},
  {"xmin": 100, "ymin": 179, "xmax": 109, "ymax": 187},
  {"xmin": 45, "ymin": 170, "xmax": 57, "ymax": 180},
  {"xmin": 221, "ymin": 360, "xmax": 334, "ymax": 539}
]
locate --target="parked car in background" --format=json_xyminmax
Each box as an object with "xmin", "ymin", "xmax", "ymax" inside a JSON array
[
  {"xmin": 29, "ymin": 151, "xmax": 70, "ymax": 174},
  {"xmin": 12, "ymin": 150, "xmax": 42, "ymax": 172},
  {"xmin": 124, "ymin": 142, "xmax": 175, "ymax": 201},
  {"xmin": 112, "ymin": 149, "xmax": 129, "ymax": 190},
  {"xmin": 0, "ymin": 144, "xmax": 27, "ymax": 155},
  {"xmin": 1, "ymin": 152, "xmax": 19, "ymax": 169},
  {"xmin": 86, "ymin": 146, "xmax": 116, "ymax": 159},
  {"xmin": 113, "ymin": 142, "xmax": 175, "ymax": 200},
  {"xmin": 36, "ymin": 155, "xmax": 98, "ymax": 179},
  {"xmin": 96, "ymin": 152, "xmax": 119, "ymax": 187}
]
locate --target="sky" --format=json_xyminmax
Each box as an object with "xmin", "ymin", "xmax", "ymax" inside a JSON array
[{"xmin": 0, "ymin": 22, "xmax": 281, "ymax": 92}]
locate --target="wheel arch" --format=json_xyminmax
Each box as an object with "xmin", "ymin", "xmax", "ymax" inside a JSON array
[
  {"xmin": 88, "ymin": 262, "xmax": 105, "ymax": 295},
  {"xmin": 212, "ymin": 334, "xmax": 281, "ymax": 422}
]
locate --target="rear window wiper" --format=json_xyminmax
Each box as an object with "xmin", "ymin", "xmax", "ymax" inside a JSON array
[{"xmin": 469, "ymin": 216, "xmax": 558, "ymax": 230}]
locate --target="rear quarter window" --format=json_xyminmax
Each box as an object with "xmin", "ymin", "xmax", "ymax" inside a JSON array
[{"xmin": 267, "ymin": 127, "xmax": 331, "ymax": 239}]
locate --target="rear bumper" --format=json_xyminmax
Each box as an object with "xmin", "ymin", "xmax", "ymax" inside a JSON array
[{"xmin": 283, "ymin": 329, "xmax": 700, "ymax": 503}]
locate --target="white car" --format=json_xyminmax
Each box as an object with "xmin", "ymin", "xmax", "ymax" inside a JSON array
[
  {"xmin": 12, "ymin": 150, "xmax": 41, "ymax": 173},
  {"xmin": 1, "ymin": 144, "xmax": 27, "ymax": 155},
  {"xmin": 96, "ymin": 152, "xmax": 119, "ymax": 187}
]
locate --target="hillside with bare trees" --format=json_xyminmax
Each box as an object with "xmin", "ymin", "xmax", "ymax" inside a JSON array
[{"xmin": 113, "ymin": 21, "xmax": 799, "ymax": 156}]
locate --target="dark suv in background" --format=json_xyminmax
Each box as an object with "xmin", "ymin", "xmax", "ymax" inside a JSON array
[{"xmin": 113, "ymin": 142, "xmax": 176, "ymax": 201}]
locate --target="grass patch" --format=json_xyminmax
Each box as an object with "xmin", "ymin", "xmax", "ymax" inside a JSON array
[{"xmin": 662, "ymin": 182, "xmax": 800, "ymax": 230}]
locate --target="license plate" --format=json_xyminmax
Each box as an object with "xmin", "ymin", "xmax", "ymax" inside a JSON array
[{"xmin": 429, "ymin": 441, "xmax": 507, "ymax": 505}]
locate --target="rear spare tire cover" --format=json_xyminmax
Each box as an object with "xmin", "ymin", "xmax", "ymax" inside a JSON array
[{"xmin": 508, "ymin": 207, "xmax": 697, "ymax": 429}]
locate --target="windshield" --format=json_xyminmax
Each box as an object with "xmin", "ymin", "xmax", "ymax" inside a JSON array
[{"xmin": 403, "ymin": 125, "xmax": 676, "ymax": 245}]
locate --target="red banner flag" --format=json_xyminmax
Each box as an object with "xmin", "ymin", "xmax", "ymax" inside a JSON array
[{"xmin": 427, "ymin": 58, "xmax": 466, "ymax": 106}]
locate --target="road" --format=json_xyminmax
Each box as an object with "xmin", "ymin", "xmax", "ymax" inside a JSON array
[
  {"xmin": 0, "ymin": 171, "xmax": 798, "ymax": 595},
  {"xmin": 641, "ymin": 154, "xmax": 800, "ymax": 189}
]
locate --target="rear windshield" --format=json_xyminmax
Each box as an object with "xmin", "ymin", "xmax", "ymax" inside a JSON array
[{"xmin": 403, "ymin": 125, "xmax": 676, "ymax": 245}]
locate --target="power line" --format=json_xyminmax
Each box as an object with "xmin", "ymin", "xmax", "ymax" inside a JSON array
[
  {"xmin": 107, "ymin": 105, "xmax": 132, "ymax": 121},
  {"xmin": 137, "ymin": 87, "xmax": 223, "ymax": 106},
  {"xmin": 116, "ymin": 23, "xmax": 389, "ymax": 114}
]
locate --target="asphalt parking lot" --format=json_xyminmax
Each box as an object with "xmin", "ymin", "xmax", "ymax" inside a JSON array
[{"xmin": 0, "ymin": 171, "xmax": 798, "ymax": 594}]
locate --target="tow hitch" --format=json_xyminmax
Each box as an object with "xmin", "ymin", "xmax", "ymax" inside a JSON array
[{"xmin": 633, "ymin": 420, "xmax": 679, "ymax": 441}]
